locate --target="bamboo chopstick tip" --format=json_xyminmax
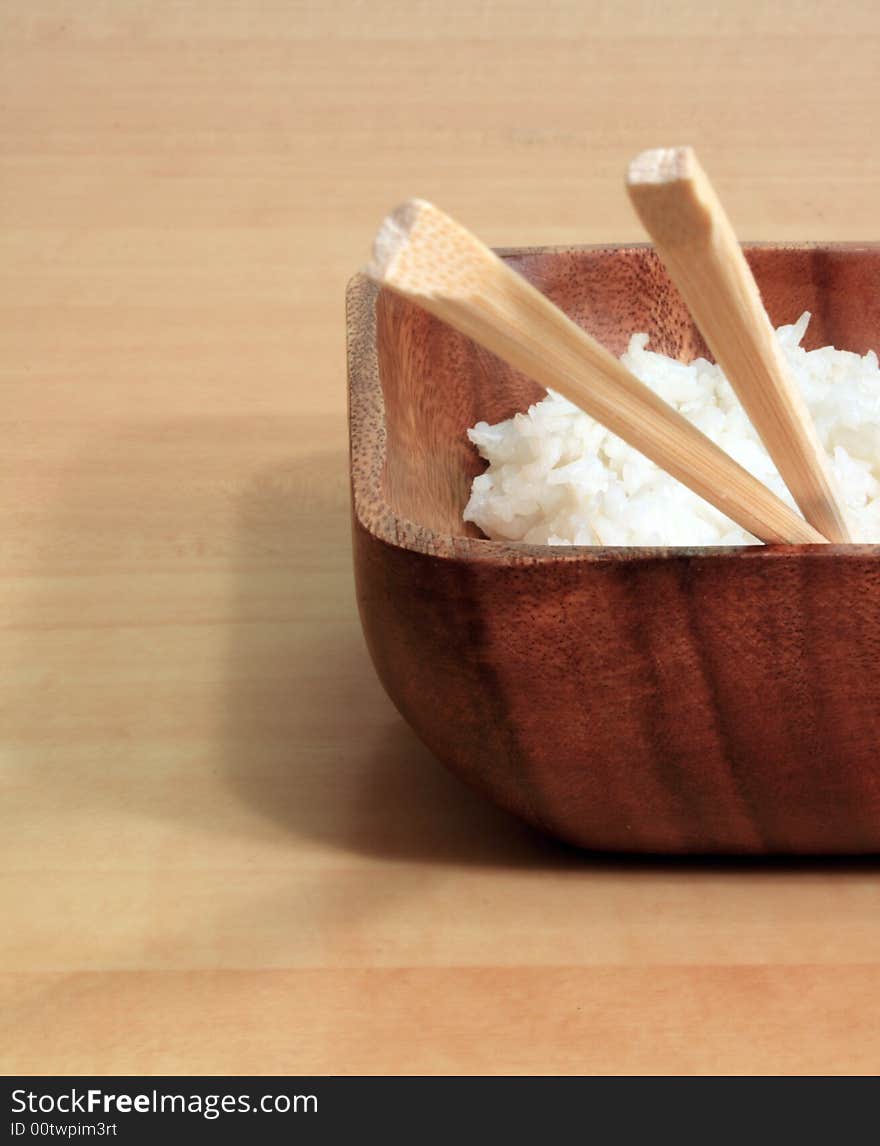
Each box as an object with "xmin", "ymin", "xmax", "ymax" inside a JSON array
[
  {"xmin": 626, "ymin": 147, "xmax": 713, "ymax": 245},
  {"xmin": 366, "ymin": 199, "xmax": 430, "ymax": 284},
  {"xmin": 627, "ymin": 146, "xmax": 696, "ymax": 187},
  {"xmin": 367, "ymin": 198, "xmax": 494, "ymax": 298}
]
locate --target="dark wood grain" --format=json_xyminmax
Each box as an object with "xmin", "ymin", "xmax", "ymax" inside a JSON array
[{"xmin": 348, "ymin": 244, "xmax": 880, "ymax": 854}]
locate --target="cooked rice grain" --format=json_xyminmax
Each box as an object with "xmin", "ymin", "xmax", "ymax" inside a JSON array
[{"xmin": 464, "ymin": 313, "xmax": 880, "ymax": 546}]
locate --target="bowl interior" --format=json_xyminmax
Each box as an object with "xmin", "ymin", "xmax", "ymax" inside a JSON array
[{"xmin": 367, "ymin": 244, "xmax": 880, "ymax": 542}]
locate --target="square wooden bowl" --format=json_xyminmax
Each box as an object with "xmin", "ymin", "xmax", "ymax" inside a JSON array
[{"xmin": 348, "ymin": 244, "xmax": 880, "ymax": 854}]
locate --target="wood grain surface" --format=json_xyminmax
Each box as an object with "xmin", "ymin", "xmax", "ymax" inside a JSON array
[{"xmin": 4, "ymin": 0, "xmax": 880, "ymax": 1076}]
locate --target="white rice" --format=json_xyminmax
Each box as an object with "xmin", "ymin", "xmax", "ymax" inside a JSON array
[{"xmin": 464, "ymin": 313, "xmax": 880, "ymax": 546}]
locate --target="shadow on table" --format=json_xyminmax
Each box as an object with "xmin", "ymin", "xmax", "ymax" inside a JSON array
[
  {"xmin": 227, "ymin": 451, "xmax": 880, "ymax": 875},
  {"xmin": 225, "ymin": 447, "xmax": 573, "ymax": 869}
]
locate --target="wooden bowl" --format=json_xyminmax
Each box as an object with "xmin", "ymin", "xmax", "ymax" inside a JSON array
[{"xmin": 348, "ymin": 244, "xmax": 880, "ymax": 854}]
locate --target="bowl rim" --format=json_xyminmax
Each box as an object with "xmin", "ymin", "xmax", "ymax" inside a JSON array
[{"xmin": 347, "ymin": 241, "xmax": 880, "ymax": 565}]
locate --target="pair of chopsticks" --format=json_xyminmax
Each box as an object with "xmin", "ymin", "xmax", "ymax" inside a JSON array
[{"xmin": 366, "ymin": 147, "xmax": 850, "ymax": 545}]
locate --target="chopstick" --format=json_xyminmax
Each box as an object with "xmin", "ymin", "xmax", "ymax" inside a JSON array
[
  {"xmin": 366, "ymin": 199, "xmax": 825, "ymax": 545},
  {"xmin": 627, "ymin": 146, "xmax": 850, "ymax": 543}
]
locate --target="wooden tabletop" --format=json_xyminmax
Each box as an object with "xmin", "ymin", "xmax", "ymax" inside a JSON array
[{"xmin": 4, "ymin": 0, "xmax": 880, "ymax": 1076}]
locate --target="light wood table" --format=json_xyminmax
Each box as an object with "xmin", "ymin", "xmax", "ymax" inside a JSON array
[{"xmin": 4, "ymin": 0, "xmax": 880, "ymax": 1075}]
